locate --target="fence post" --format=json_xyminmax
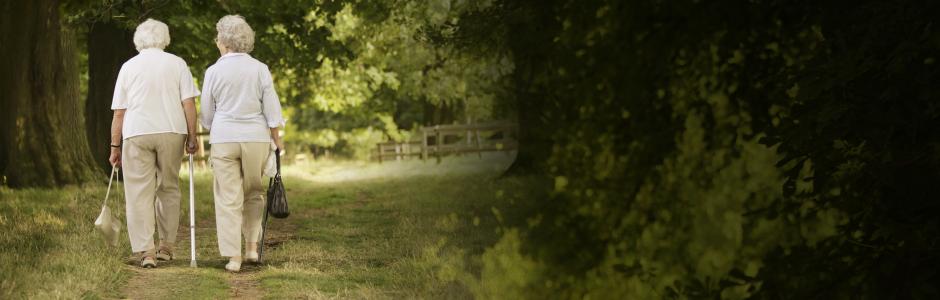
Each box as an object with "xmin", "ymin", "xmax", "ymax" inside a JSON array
[
  {"xmin": 465, "ymin": 125, "xmax": 472, "ymax": 158},
  {"xmin": 405, "ymin": 143, "xmax": 410, "ymax": 160},
  {"xmin": 435, "ymin": 126, "xmax": 442, "ymax": 163},
  {"xmin": 422, "ymin": 129, "xmax": 428, "ymax": 160},
  {"xmin": 395, "ymin": 143, "xmax": 402, "ymax": 161},
  {"xmin": 377, "ymin": 143, "xmax": 383, "ymax": 163},
  {"xmin": 476, "ymin": 129, "xmax": 483, "ymax": 158},
  {"xmin": 379, "ymin": 121, "xmax": 519, "ymax": 163}
]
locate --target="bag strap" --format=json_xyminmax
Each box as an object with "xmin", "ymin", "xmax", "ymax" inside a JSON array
[
  {"xmin": 275, "ymin": 149, "xmax": 281, "ymax": 176},
  {"xmin": 102, "ymin": 166, "xmax": 117, "ymax": 209}
]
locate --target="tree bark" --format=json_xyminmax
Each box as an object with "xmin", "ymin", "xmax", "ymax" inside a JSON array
[
  {"xmin": 0, "ymin": 0, "xmax": 97, "ymax": 187},
  {"xmin": 500, "ymin": 2, "xmax": 556, "ymax": 176},
  {"xmin": 86, "ymin": 21, "xmax": 136, "ymax": 174}
]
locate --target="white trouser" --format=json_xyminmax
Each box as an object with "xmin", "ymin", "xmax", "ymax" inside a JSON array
[
  {"xmin": 211, "ymin": 142, "xmax": 269, "ymax": 257},
  {"xmin": 122, "ymin": 133, "xmax": 185, "ymax": 253}
]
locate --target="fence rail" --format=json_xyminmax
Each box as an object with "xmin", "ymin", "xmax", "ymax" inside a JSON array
[
  {"xmin": 375, "ymin": 121, "xmax": 518, "ymax": 162},
  {"xmin": 185, "ymin": 121, "xmax": 518, "ymax": 166}
]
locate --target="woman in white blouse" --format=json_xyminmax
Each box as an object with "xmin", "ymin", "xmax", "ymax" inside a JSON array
[{"xmin": 200, "ymin": 15, "xmax": 285, "ymax": 272}]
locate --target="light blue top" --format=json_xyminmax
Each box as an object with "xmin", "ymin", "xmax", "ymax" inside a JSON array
[{"xmin": 200, "ymin": 53, "xmax": 285, "ymax": 144}]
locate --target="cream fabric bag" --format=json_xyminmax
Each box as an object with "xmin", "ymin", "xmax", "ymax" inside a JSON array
[
  {"xmin": 263, "ymin": 142, "xmax": 278, "ymax": 177},
  {"xmin": 95, "ymin": 167, "xmax": 122, "ymax": 247}
]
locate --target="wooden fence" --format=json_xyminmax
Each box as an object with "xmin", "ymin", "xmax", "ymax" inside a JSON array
[
  {"xmin": 375, "ymin": 121, "xmax": 518, "ymax": 162},
  {"xmin": 186, "ymin": 128, "xmax": 279, "ymax": 166},
  {"xmin": 186, "ymin": 121, "xmax": 517, "ymax": 165}
]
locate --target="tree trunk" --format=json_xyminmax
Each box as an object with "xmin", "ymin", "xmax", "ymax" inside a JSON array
[
  {"xmin": 502, "ymin": 92, "xmax": 549, "ymax": 175},
  {"xmin": 86, "ymin": 21, "xmax": 136, "ymax": 174},
  {"xmin": 422, "ymin": 100, "xmax": 435, "ymax": 126},
  {"xmin": 0, "ymin": 0, "xmax": 97, "ymax": 187},
  {"xmin": 500, "ymin": 2, "xmax": 556, "ymax": 176}
]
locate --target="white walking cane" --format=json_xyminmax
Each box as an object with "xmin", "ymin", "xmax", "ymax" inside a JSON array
[{"xmin": 189, "ymin": 154, "xmax": 197, "ymax": 268}]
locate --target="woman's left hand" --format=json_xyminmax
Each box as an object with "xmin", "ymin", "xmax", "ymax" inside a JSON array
[
  {"xmin": 109, "ymin": 148, "xmax": 122, "ymax": 168},
  {"xmin": 186, "ymin": 138, "xmax": 197, "ymax": 154},
  {"xmin": 270, "ymin": 127, "xmax": 284, "ymax": 151}
]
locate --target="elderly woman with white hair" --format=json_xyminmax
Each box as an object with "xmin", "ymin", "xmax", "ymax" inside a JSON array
[
  {"xmin": 110, "ymin": 19, "xmax": 199, "ymax": 268},
  {"xmin": 201, "ymin": 15, "xmax": 285, "ymax": 272}
]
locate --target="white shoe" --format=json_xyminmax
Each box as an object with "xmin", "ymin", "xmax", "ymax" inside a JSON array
[
  {"xmin": 225, "ymin": 259, "xmax": 241, "ymax": 272},
  {"xmin": 245, "ymin": 251, "xmax": 259, "ymax": 263}
]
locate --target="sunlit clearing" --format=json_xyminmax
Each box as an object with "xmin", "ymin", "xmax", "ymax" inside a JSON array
[{"xmin": 284, "ymin": 151, "xmax": 516, "ymax": 184}]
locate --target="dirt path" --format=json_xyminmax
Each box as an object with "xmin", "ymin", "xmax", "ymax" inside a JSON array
[
  {"xmin": 227, "ymin": 217, "xmax": 296, "ymax": 299},
  {"xmin": 228, "ymin": 270, "xmax": 263, "ymax": 299},
  {"xmin": 120, "ymin": 220, "xmax": 221, "ymax": 299},
  {"xmin": 120, "ymin": 215, "xmax": 295, "ymax": 299}
]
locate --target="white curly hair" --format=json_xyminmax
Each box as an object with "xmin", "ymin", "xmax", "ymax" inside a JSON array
[
  {"xmin": 216, "ymin": 15, "xmax": 255, "ymax": 53},
  {"xmin": 133, "ymin": 19, "xmax": 171, "ymax": 51}
]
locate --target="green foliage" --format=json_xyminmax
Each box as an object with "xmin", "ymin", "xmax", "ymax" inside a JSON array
[
  {"xmin": 451, "ymin": 0, "xmax": 940, "ymax": 299},
  {"xmin": 65, "ymin": 0, "xmax": 512, "ymax": 159},
  {"xmin": 342, "ymin": 127, "xmax": 385, "ymax": 160},
  {"xmin": 472, "ymin": 229, "xmax": 542, "ymax": 299},
  {"xmin": 290, "ymin": 128, "xmax": 340, "ymax": 148},
  {"xmin": 265, "ymin": 0, "xmax": 512, "ymax": 156},
  {"xmin": 376, "ymin": 113, "xmax": 411, "ymax": 142}
]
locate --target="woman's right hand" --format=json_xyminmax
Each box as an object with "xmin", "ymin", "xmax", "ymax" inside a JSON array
[{"xmin": 274, "ymin": 138, "xmax": 284, "ymax": 151}]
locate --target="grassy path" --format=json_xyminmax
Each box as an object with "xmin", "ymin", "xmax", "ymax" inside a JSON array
[
  {"xmin": 117, "ymin": 171, "xmax": 249, "ymax": 299},
  {"xmin": 122, "ymin": 154, "xmax": 515, "ymax": 299},
  {"xmin": 0, "ymin": 154, "xmax": 520, "ymax": 299}
]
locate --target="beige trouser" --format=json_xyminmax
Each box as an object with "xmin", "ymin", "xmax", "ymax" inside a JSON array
[
  {"xmin": 211, "ymin": 142, "xmax": 269, "ymax": 257},
  {"xmin": 122, "ymin": 133, "xmax": 185, "ymax": 253}
]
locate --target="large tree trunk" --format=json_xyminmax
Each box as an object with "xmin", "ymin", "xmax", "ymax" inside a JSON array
[
  {"xmin": 500, "ymin": 2, "xmax": 556, "ymax": 176},
  {"xmin": 502, "ymin": 91, "xmax": 550, "ymax": 175},
  {"xmin": 86, "ymin": 21, "xmax": 136, "ymax": 174},
  {"xmin": 0, "ymin": 0, "xmax": 97, "ymax": 187}
]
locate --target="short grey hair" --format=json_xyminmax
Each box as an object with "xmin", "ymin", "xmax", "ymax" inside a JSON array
[
  {"xmin": 133, "ymin": 19, "xmax": 170, "ymax": 51},
  {"xmin": 216, "ymin": 15, "xmax": 255, "ymax": 53}
]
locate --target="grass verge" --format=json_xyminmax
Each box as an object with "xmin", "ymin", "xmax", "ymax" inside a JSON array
[
  {"xmin": 1, "ymin": 153, "xmax": 537, "ymax": 299},
  {"xmin": 0, "ymin": 185, "xmax": 131, "ymax": 299}
]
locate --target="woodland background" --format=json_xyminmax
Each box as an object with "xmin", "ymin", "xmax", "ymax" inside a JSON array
[{"xmin": 1, "ymin": 0, "xmax": 938, "ymax": 298}]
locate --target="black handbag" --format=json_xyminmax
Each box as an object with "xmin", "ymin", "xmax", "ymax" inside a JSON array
[
  {"xmin": 266, "ymin": 149, "xmax": 289, "ymax": 218},
  {"xmin": 259, "ymin": 148, "xmax": 288, "ymax": 263},
  {"xmin": 258, "ymin": 148, "xmax": 287, "ymax": 264}
]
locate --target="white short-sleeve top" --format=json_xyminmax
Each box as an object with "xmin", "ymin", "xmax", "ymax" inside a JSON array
[
  {"xmin": 111, "ymin": 48, "xmax": 200, "ymax": 140},
  {"xmin": 200, "ymin": 53, "xmax": 285, "ymax": 144}
]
